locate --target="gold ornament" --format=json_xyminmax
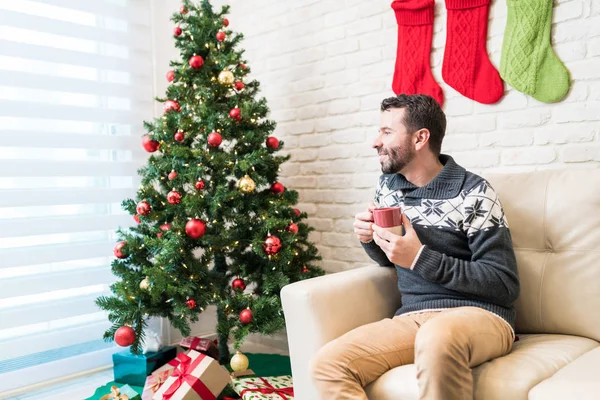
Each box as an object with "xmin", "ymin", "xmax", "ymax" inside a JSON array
[
  {"xmin": 230, "ymin": 351, "xmax": 249, "ymax": 372},
  {"xmin": 140, "ymin": 277, "xmax": 150, "ymax": 290},
  {"xmin": 238, "ymin": 175, "xmax": 256, "ymax": 193},
  {"xmin": 218, "ymin": 70, "xmax": 235, "ymax": 86}
]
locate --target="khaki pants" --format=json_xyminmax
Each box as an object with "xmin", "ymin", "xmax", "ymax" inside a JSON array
[{"xmin": 309, "ymin": 306, "xmax": 514, "ymax": 400}]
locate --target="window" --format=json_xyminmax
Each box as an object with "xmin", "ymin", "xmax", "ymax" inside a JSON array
[{"xmin": 0, "ymin": 0, "xmax": 153, "ymax": 392}]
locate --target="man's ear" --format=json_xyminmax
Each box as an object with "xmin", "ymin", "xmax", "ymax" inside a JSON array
[{"xmin": 414, "ymin": 128, "xmax": 431, "ymax": 151}]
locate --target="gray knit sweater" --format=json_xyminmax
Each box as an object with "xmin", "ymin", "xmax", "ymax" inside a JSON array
[{"xmin": 362, "ymin": 155, "xmax": 520, "ymax": 329}]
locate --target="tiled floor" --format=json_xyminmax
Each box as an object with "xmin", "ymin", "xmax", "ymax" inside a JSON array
[{"xmin": 5, "ymin": 341, "xmax": 288, "ymax": 400}]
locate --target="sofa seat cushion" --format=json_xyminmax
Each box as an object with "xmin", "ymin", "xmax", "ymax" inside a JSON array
[
  {"xmin": 364, "ymin": 334, "xmax": 598, "ymax": 400},
  {"xmin": 529, "ymin": 347, "xmax": 600, "ymax": 400}
]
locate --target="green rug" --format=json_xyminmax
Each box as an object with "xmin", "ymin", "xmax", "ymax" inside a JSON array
[{"xmin": 85, "ymin": 353, "xmax": 291, "ymax": 399}]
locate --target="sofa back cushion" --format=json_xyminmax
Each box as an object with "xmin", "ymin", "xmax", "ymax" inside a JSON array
[{"xmin": 485, "ymin": 170, "xmax": 600, "ymax": 341}]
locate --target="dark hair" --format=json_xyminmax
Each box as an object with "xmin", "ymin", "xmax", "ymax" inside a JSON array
[{"xmin": 380, "ymin": 94, "xmax": 446, "ymax": 156}]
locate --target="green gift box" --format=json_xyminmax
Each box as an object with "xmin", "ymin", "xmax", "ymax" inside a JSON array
[
  {"xmin": 231, "ymin": 375, "xmax": 294, "ymax": 400},
  {"xmin": 87, "ymin": 384, "xmax": 141, "ymax": 400},
  {"xmin": 113, "ymin": 346, "xmax": 177, "ymax": 387}
]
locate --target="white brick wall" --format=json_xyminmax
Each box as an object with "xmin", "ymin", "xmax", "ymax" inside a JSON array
[{"xmin": 208, "ymin": 0, "xmax": 600, "ymax": 273}]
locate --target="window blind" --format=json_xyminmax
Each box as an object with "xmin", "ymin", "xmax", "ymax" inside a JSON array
[{"xmin": 0, "ymin": 0, "xmax": 154, "ymax": 393}]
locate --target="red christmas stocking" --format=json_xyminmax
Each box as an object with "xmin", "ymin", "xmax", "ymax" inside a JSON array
[
  {"xmin": 442, "ymin": 0, "xmax": 503, "ymax": 104},
  {"xmin": 391, "ymin": 0, "xmax": 444, "ymax": 106}
]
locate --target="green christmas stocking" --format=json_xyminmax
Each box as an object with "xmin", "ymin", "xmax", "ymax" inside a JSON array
[{"xmin": 500, "ymin": 0, "xmax": 570, "ymax": 103}]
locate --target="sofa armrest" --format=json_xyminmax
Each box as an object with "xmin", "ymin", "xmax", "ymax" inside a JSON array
[{"xmin": 281, "ymin": 265, "xmax": 401, "ymax": 400}]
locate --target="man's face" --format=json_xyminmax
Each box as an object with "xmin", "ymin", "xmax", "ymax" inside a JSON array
[{"xmin": 373, "ymin": 108, "xmax": 416, "ymax": 174}]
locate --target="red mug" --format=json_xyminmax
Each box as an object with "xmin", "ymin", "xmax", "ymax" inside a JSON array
[{"xmin": 373, "ymin": 207, "xmax": 403, "ymax": 235}]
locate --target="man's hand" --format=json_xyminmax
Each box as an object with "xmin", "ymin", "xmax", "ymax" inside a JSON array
[
  {"xmin": 372, "ymin": 213, "xmax": 423, "ymax": 268},
  {"xmin": 353, "ymin": 202, "xmax": 376, "ymax": 243}
]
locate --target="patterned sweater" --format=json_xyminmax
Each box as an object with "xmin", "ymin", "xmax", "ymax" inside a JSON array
[{"xmin": 362, "ymin": 155, "xmax": 520, "ymax": 329}]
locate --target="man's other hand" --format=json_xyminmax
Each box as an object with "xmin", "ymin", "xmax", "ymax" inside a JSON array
[{"xmin": 354, "ymin": 202, "xmax": 376, "ymax": 243}]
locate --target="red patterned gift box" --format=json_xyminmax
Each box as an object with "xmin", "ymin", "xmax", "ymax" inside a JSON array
[{"xmin": 179, "ymin": 337, "xmax": 219, "ymax": 360}]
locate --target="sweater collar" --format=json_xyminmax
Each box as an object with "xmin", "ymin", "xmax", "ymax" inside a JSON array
[{"xmin": 383, "ymin": 154, "xmax": 466, "ymax": 199}]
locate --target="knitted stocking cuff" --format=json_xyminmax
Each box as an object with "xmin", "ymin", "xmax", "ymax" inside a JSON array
[
  {"xmin": 445, "ymin": 0, "xmax": 490, "ymax": 10},
  {"xmin": 391, "ymin": 0, "xmax": 434, "ymax": 25}
]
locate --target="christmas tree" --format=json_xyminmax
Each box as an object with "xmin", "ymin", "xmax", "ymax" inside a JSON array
[{"xmin": 96, "ymin": 0, "xmax": 323, "ymax": 364}]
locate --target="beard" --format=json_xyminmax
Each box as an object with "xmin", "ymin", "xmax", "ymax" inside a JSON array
[{"xmin": 379, "ymin": 143, "xmax": 415, "ymax": 174}]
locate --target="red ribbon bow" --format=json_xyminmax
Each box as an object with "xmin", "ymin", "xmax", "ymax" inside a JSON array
[
  {"xmin": 240, "ymin": 377, "xmax": 294, "ymax": 400},
  {"xmin": 161, "ymin": 353, "xmax": 215, "ymax": 400}
]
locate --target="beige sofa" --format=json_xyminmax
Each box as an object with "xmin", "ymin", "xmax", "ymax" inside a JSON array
[{"xmin": 281, "ymin": 170, "xmax": 600, "ymax": 400}]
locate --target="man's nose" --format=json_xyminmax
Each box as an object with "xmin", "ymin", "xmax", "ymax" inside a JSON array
[{"xmin": 372, "ymin": 135, "xmax": 382, "ymax": 149}]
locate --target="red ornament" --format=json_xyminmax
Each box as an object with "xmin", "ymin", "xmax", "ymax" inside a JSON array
[
  {"xmin": 302, "ymin": 267, "xmax": 309, "ymax": 273},
  {"xmin": 207, "ymin": 132, "xmax": 222, "ymax": 147},
  {"xmin": 180, "ymin": 5, "xmax": 188, "ymax": 14},
  {"xmin": 164, "ymin": 100, "xmax": 181, "ymax": 113},
  {"xmin": 168, "ymin": 170, "xmax": 178, "ymax": 181},
  {"xmin": 166, "ymin": 70, "xmax": 175, "ymax": 82},
  {"xmin": 287, "ymin": 223, "xmax": 299, "ymax": 234},
  {"xmin": 232, "ymin": 278, "xmax": 246, "ymax": 291},
  {"xmin": 234, "ymin": 81, "xmax": 245, "ymax": 91},
  {"xmin": 114, "ymin": 326, "xmax": 136, "ymax": 347},
  {"xmin": 266, "ymin": 136, "xmax": 279, "ymax": 149},
  {"xmin": 136, "ymin": 201, "xmax": 151, "ymax": 215},
  {"xmin": 160, "ymin": 223, "xmax": 172, "ymax": 231},
  {"xmin": 229, "ymin": 107, "xmax": 241, "ymax": 119},
  {"xmin": 185, "ymin": 219, "xmax": 206, "ymax": 239},
  {"xmin": 142, "ymin": 136, "xmax": 160, "ymax": 153},
  {"xmin": 264, "ymin": 235, "xmax": 282, "ymax": 255},
  {"xmin": 133, "ymin": 214, "xmax": 141, "ymax": 224},
  {"xmin": 186, "ymin": 299, "xmax": 197, "ymax": 309},
  {"xmin": 174, "ymin": 26, "xmax": 182, "ymax": 36},
  {"xmin": 293, "ymin": 208, "xmax": 301, "ymax": 217},
  {"xmin": 167, "ymin": 190, "xmax": 182, "ymax": 205},
  {"xmin": 189, "ymin": 55, "xmax": 204, "ymax": 69},
  {"xmin": 270, "ymin": 182, "xmax": 284, "ymax": 194},
  {"xmin": 174, "ymin": 131, "xmax": 185, "ymax": 142},
  {"xmin": 239, "ymin": 308, "xmax": 253, "ymax": 325},
  {"xmin": 223, "ymin": 18, "xmax": 229, "ymax": 27},
  {"xmin": 234, "ymin": 115, "xmax": 242, "ymax": 122},
  {"xmin": 113, "ymin": 241, "xmax": 127, "ymax": 259},
  {"xmin": 216, "ymin": 31, "xmax": 226, "ymax": 42},
  {"xmin": 195, "ymin": 179, "xmax": 205, "ymax": 190},
  {"xmin": 239, "ymin": 63, "xmax": 247, "ymax": 70}
]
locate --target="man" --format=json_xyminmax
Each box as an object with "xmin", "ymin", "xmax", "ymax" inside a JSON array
[{"xmin": 310, "ymin": 94, "xmax": 520, "ymax": 399}]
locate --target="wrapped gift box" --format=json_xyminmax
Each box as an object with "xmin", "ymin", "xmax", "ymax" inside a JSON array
[
  {"xmin": 152, "ymin": 350, "xmax": 230, "ymax": 400},
  {"xmin": 179, "ymin": 336, "xmax": 219, "ymax": 360},
  {"xmin": 231, "ymin": 375, "xmax": 294, "ymax": 400},
  {"xmin": 99, "ymin": 384, "xmax": 141, "ymax": 400},
  {"xmin": 113, "ymin": 346, "xmax": 177, "ymax": 387},
  {"xmin": 142, "ymin": 369, "xmax": 172, "ymax": 400}
]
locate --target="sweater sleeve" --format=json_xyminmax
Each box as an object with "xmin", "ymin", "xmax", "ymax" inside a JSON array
[{"xmin": 411, "ymin": 182, "xmax": 520, "ymax": 307}]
